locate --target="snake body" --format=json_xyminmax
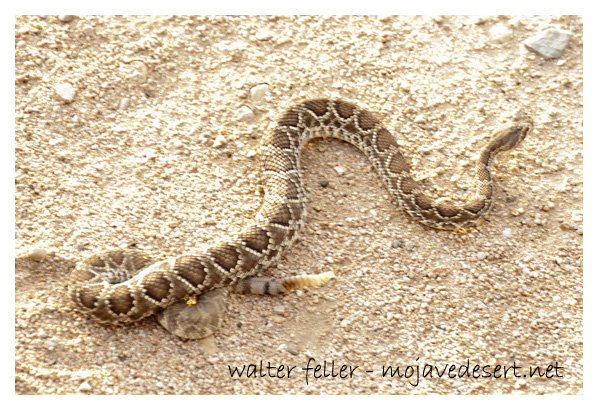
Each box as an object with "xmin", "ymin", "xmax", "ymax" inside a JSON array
[{"xmin": 68, "ymin": 98, "xmax": 532, "ymax": 339}]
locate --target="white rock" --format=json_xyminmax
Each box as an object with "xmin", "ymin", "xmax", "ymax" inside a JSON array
[
  {"xmin": 286, "ymin": 343, "xmax": 299, "ymax": 355},
  {"xmin": 414, "ymin": 114, "xmax": 426, "ymax": 124},
  {"xmin": 30, "ymin": 248, "xmax": 47, "ymax": 262},
  {"xmin": 215, "ymin": 41, "xmax": 247, "ymax": 51},
  {"xmin": 168, "ymin": 138, "xmax": 183, "ymax": 153},
  {"xmin": 250, "ymin": 84, "xmax": 269, "ymax": 103},
  {"xmin": 477, "ymin": 252, "xmax": 487, "ymax": 260},
  {"xmin": 489, "ymin": 23, "xmax": 512, "ymax": 42},
  {"xmin": 78, "ymin": 381, "xmax": 91, "ymax": 392},
  {"xmin": 235, "ymin": 106, "xmax": 254, "ymax": 122},
  {"xmin": 57, "ymin": 149, "xmax": 71, "ymax": 160},
  {"xmin": 255, "ymin": 30, "xmax": 273, "ymax": 41},
  {"xmin": 82, "ymin": 25, "xmax": 95, "ymax": 36},
  {"xmin": 333, "ymin": 166, "xmax": 346, "ymax": 175},
  {"xmin": 507, "ymin": 17, "xmax": 522, "ymax": 28},
  {"xmin": 212, "ymin": 135, "xmax": 227, "ymax": 148},
  {"xmin": 118, "ymin": 97, "xmax": 131, "ymax": 110},
  {"xmin": 524, "ymin": 28, "xmax": 572, "ymax": 59},
  {"xmin": 55, "ymin": 82, "xmax": 76, "ymax": 102}
]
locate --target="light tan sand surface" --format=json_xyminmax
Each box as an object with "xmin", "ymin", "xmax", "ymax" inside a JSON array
[{"xmin": 15, "ymin": 15, "xmax": 582, "ymax": 394}]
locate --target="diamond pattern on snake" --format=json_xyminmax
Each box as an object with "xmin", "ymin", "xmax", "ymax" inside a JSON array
[{"xmin": 68, "ymin": 98, "xmax": 533, "ymax": 339}]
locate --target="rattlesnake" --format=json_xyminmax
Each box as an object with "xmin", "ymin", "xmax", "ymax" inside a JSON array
[{"xmin": 69, "ymin": 98, "xmax": 532, "ymax": 339}]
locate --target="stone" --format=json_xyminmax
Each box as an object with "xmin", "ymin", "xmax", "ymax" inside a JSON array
[
  {"xmin": 255, "ymin": 31, "xmax": 273, "ymax": 41},
  {"xmin": 391, "ymin": 239, "xmax": 403, "ymax": 249},
  {"xmin": 250, "ymin": 84, "xmax": 269, "ymax": 103},
  {"xmin": 118, "ymin": 97, "xmax": 131, "ymax": 110},
  {"xmin": 524, "ymin": 28, "xmax": 572, "ymax": 59},
  {"xmin": 55, "ymin": 82, "xmax": 76, "ymax": 102},
  {"xmin": 286, "ymin": 343, "xmax": 299, "ymax": 355},
  {"xmin": 235, "ymin": 106, "xmax": 255, "ymax": 122},
  {"xmin": 30, "ymin": 248, "xmax": 47, "ymax": 262},
  {"xmin": 489, "ymin": 23, "xmax": 512, "ymax": 43}
]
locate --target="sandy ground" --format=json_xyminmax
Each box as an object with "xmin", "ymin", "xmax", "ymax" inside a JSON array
[{"xmin": 15, "ymin": 15, "xmax": 582, "ymax": 394}]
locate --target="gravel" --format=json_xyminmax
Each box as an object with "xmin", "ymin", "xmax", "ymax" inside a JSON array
[{"xmin": 15, "ymin": 15, "xmax": 582, "ymax": 395}]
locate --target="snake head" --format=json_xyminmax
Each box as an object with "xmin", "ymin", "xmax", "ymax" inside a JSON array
[{"xmin": 491, "ymin": 114, "xmax": 534, "ymax": 151}]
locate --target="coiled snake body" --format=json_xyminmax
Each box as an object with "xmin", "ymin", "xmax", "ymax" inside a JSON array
[{"xmin": 69, "ymin": 99, "xmax": 532, "ymax": 339}]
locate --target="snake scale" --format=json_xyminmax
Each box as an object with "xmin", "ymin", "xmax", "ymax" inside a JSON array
[{"xmin": 69, "ymin": 98, "xmax": 532, "ymax": 339}]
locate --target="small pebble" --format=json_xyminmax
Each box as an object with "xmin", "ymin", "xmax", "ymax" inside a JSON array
[
  {"xmin": 206, "ymin": 356, "xmax": 219, "ymax": 365},
  {"xmin": 477, "ymin": 252, "xmax": 487, "ymax": 260},
  {"xmin": 391, "ymin": 239, "xmax": 403, "ymax": 249},
  {"xmin": 82, "ymin": 25, "xmax": 95, "ymax": 36},
  {"xmin": 255, "ymin": 30, "xmax": 273, "ymax": 41},
  {"xmin": 273, "ymin": 305, "xmax": 285, "ymax": 315},
  {"xmin": 118, "ymin": 97, "xmax": 131, "ymax": 110},
  {"xmin": 57, "ymin": 149, "xmax": 71, "ymax": 160},
  {"xmin": 333, "ymin": 166, "xmax": 346, "ymax": 175},
  {"xmin": 507, "ymin": 17, "xmax": 522, "ymax": 28},
  {"xmin": 55, "ymin": 82, "xmax": 76, "ymax": 102},
  {"xmin": 58, "ymin": 15, "xmax": 76, "ymax": 23},
  {"xmin": 489, "ymin": 23, "xmax": 511, "ymax": 42},
  {"xmin": 414, "ymin": 114, "xmax": 426, "ymax": 123},
  {"xmin": 250, "ymin": 84, "xmax": 269, "ymax": 103},
  {"xmin": 319, "ymin": 180, "xmax": 329, "ymax": 188},
  {"xmin": 168, "ymin": 138, "xmax": 183, "ymax": 153},
  {"xmin": 30, "ymin": 248, "xmax": 47, "ymax": 262},
  {"xmin": 235, "ymin": 106, "xmax": 254, "ymax": 122},
  {"xmin": 286, "ymin": 343, "xmax": 299, "ymax": 355},
  {"xmin": 78, "ymin": 381, "xmax": 91, "ymax": 392},
  {"xmin": 213, "ymin": 135, "xmax": 227, "ymax": 148},
  {"xmin": 524, "ymin": 28, "xmax": 572, "ymax": 59},
  {"xmin": 197, "ymin": 337, "xmax": 218, "ymax": 355},
  {"xmin": 502, "ymin": 228, "xmax": 512, "ymax": 236}
]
